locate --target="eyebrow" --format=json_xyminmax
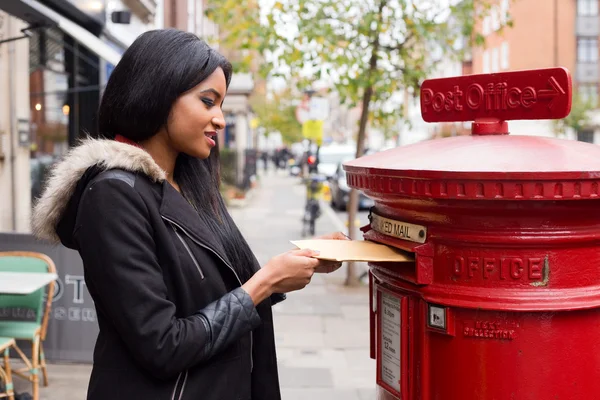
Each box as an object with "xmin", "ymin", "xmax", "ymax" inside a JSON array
[{"xmin": 200, "ymin": 88, "xmax": 222, "ymax": 99}]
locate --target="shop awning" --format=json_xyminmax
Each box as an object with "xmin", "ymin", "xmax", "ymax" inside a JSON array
[{"xmin": 1, "ymin": 0, "xmax": 122, "ymax": 66}]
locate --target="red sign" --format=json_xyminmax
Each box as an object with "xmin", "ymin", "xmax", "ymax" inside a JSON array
[{"xmin": 420, "ymin": 67, "xmax": 572, "ymax": 122}]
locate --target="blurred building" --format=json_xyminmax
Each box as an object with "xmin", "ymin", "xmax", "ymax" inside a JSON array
[
  {"xmin": 469, "ymin": 0, "xmax": 600, "ymax": 142},
  {"xmin": 0, "ymin": 0, "xmax": 162, "ymax": 232}
]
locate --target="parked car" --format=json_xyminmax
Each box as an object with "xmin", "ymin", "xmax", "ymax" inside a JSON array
[
  {"xmin": 317, "ymin": 145, "xmax": 356, "ymax": 179},
  {"xmin": 329, "ymin": 161, "xmax": 374, "ymax": 211}
]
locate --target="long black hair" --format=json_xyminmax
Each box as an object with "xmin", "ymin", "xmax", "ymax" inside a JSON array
[{"xmin": 97, "ymin": 29, "xmax": 257, "ymax": 282}]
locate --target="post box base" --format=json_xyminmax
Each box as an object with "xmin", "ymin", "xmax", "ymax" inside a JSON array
[{"xmin": 373, "ymin": 281, "xmax": 600, "ymax": 400}]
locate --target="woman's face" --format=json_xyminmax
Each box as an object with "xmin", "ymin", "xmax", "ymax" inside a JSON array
[{"xmin": 166, "ymin": 67, "xmax": 227, "ymax": 159}]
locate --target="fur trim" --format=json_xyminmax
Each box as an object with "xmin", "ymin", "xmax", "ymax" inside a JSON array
[{"xmin": 31, "ymin": 138, "xmax": 166, "ymax": 243}]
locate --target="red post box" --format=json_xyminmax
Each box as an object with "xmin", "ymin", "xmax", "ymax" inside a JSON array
[{"xmin": 344, "ymin": 67, "xmax": 600, "ymax": 399}]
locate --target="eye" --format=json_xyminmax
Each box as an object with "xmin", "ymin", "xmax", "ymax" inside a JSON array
[{"xmin": 201, "ymin": 98, "xmax": 215, "ymax": 107}]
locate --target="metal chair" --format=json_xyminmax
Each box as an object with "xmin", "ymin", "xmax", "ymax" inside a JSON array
[{"xmin": 0, "ymin": 252, "xmax": 56, "ymax": 400}]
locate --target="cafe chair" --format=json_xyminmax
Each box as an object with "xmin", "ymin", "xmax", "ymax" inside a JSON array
[
  {"xmin": 0, "ymin": 337, "xmax": 15, "ymax": 400},
  {"xmin": 0, "ymin": 252, "xmax": 56, "ymax": 400}
]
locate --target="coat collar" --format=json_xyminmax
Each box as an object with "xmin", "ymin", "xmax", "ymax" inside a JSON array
[{"xmin": 32, "ymin": 137, "xmax": 167, "ymax": 243}]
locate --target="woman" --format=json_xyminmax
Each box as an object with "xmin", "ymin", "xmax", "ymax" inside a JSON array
[{"xmin": 31, "ymin": 29, "xmax": 346, "ymax": 400}]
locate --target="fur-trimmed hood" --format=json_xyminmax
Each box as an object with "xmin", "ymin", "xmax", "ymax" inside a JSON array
[{"xmin": 32, "ymin": 138, "xmax": 167, "ymax": 244}]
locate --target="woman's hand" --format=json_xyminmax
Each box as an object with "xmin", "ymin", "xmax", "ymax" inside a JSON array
[
  {"xmin": 313, "ymin": 231, "xmax": 350, "ymax": 274},
  {"xmin": 242, "ymin": 248, "xmax": 321, "ymax": 304},
  {"xmin": 242, "ymin": 232, "xmax": 351, "ymax": 304}
]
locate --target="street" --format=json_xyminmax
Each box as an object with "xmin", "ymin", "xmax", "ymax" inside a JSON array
[{"xmin": 231, "ymin": 170, "xmax": 376, "ymax": 400}]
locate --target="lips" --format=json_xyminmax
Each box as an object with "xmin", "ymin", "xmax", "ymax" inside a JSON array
[{"xmin": 204, "ymin": 131, "xmax": 217, "ymax": 148}]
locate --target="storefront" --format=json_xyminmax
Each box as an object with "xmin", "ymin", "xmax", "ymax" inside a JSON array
[
  {"xmin": 0, "ymin": 0, "xmax": 122, "ymax": 233},
  {"xmin": 0, "ymin": 0, "xmax": 123, "ymax": 362}
]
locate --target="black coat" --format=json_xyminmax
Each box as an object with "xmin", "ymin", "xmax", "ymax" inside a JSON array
[{"xmin": 32, "ymin": 139, "xmax": 283, "ymax": 400}]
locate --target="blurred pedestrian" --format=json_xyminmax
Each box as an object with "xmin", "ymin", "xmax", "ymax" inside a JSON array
[
  {"xmin": 261, "ymin": 151, "xmax": 268, "ymax": 173},
  {"xmin": 31, "ymin": 29, "xmax": 347, "ymax": 400}
]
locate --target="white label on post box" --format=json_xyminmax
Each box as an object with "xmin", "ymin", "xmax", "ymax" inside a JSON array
[
  {"xmin": 371, "ymin": 213, "xmax": 427, "ymax": 244},
  {"xmin": 380, "ymin": 291, "xmax": 401, "ymax": 393}
]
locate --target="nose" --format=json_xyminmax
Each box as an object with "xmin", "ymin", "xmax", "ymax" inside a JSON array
[{"xmin": 212, "ymin": 111, "xmax": 226, "ymax": 131}]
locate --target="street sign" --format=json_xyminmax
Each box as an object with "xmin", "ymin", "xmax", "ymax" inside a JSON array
[
  {"xmin": 302, "ymin": 120, "xmax": 323, "ymax": 145},
  {"xmin": 308, "ymin": 97, "xmax": 330, "ymax": 121},
  {"xmin": 296, "ymin": 99, "xmax": 310, "ymax": 124},
  {"xmin": 420, "ymin": 67, "xmax": 572, "ymax": 122},
  {"xmin": 296, "ymin": 96, "xmax": 330, "ymax": 124}
]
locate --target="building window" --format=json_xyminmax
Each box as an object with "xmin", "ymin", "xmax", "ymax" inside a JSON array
[
  {"xmin": 578, "ymin": 37, "xmax": 598, "ymax": 62},
  {"xmin": 500, "ymin": 0, "xmax": 510, "ymax": 25},
  {"xmin": 482, "ymin": 16, "xmax": 491, "ymax": 36},
  {"xmin": 578, "ymin": 0, "xmax": 599, "ymax": 16},
  {"xmin": 491, "ymin": 47, "xmax": 499, "ymax": 72},
  {"xmin": 501, "ymin": 42, "xmax": 509, "ymax": 69},
  {"xmin": 579, "ymin": 84, "xmax": 599, "ymax": 107},
  {"xmin": 491, "ymin": 6, "xmax": 500, "ymax": 31},
  {"xmin": 483, "ymin": 50, "xmax": 491, "ymax": 73},
  {"xmin": 577, "ymin": 130, "xmax": 595, "ymax": 143}
]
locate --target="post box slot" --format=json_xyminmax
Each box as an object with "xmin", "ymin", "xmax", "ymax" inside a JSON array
[{"xmin": 365, "ymin": 229, "xmax": 434, "ymax": 285}]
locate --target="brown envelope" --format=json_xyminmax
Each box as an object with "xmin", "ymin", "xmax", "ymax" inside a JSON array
[{"xmin": 290, "ymin": 240, "xmax": 414, "ymax": 262}]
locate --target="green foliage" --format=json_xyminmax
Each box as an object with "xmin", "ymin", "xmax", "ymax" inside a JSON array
[
  {"xmin": 251, "ymin": 90, "xmax": 304, "ymax": 145},
  {"xmin": 207, "ymin": 0, "xmax": 502, "ymax": 139},
  {"xmin": 261, "ymin": 0, "xmax": 497, "ymax": 148},
  {"xmin": 553, "ymin": 92, "xmax": 595, "ymax": 135},
  {"xmin": 204, "ymin": 0, "xmax": 264, "ymax": 73}
]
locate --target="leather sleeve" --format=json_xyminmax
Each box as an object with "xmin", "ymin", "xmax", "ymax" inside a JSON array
[
  {"xmin": 197, "ymin": 287, "xmax": 260, "ymax": 358},
  {"xmin": 74, "ymin": 176, "xmax": 261, "ymax": 379}
]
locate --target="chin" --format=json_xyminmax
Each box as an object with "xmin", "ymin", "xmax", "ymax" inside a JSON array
[
  {"xmin": 196, "ymin": 150, "xmax": 212, "ymax": 160},
  {"xmin": 200, "ymin": 148, "xmax": 212, "ymax": 159},
  {"xmin": 183, "ymin": 145, "xmax": 211, "ymax": 159},
  {"xmin": 181, "ymin": 149, "xmax": 210, "ymax": 160}
]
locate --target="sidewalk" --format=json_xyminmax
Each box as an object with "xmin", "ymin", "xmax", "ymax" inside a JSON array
[
  {"xmin": 230, "ymin": 170, "xmax": 375, "ymax": 400},
  {"xmin": 21, "ymin": 169, "xmax": 375, "ymax": 400}
]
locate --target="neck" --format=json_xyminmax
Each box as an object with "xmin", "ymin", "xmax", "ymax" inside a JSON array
[{"xmin": 139, "ymin": 134, "xmax": 179, "ymax": 188}]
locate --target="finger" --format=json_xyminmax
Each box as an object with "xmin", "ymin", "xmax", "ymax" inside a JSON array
[
  {"xmin": 315, "ymin": 232, "xmax": 346, "ymax": 240},
  {"xmin": 315, "ymin": 262, "xmax": 343, "ymax": 273},
  {"xmin": 316, "ymin": 260, "xmax": 341, "ymax": 268},
  {"xmin": 335, "ymin": 232, "xmax": 351, "ymax": 240},
  {"xmin": 290, "ymin": 248, "xmax": 321, "ymax": 258},
  {"xmin": 320, "ymin": 231, "xmax": 351, "ymax": 241},
  {"xmin": 319, "ymin": 261, "xmax": 343, "ymax": 270},
  {"xmin": 305, "ymin": 257, "xmax": 322, "ymax": 268}
]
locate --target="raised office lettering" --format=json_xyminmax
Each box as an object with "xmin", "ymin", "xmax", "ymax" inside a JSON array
[{"xmin": 449, "ymin": 254, "xmax": 548, "ymax": 283}]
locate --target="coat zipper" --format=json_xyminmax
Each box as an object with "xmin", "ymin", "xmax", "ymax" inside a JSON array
[
  {"xmin": 161, "ymin": 216, "xmax": 254, "ymax": 372},
  {"xmin": 172, "ymin": 225, "xmax": 205, "ymax": 279},
  {"xmin": 171, "ymin": 372, "xmax": 183, "ymax": 400},
  {"xmin": 177, "ymin": 371, "xmax": 188, "ymax": 400}
]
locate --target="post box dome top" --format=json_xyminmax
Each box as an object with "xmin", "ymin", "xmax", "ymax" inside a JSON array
[{"xmin": 344, "ymin": 68, "xmax": 600, "ymax": 201}]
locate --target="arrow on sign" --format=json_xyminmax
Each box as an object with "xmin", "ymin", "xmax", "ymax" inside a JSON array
[{"xmin": 537, "ymin": 76, "xmax": 566, "ymax": 110}]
